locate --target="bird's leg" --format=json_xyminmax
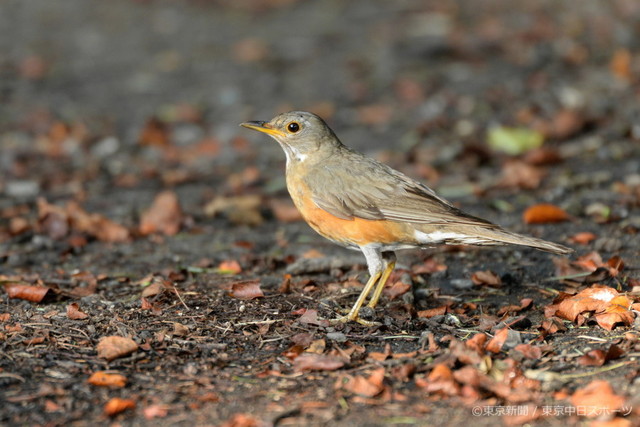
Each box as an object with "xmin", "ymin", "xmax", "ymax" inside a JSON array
[
  {"xmin": 367, "ymin": 251, "xmax": 396, "ymax": 309},
  {"xmin": 331, "ymin": 246, "xmax": 384, "ymax": 325}
]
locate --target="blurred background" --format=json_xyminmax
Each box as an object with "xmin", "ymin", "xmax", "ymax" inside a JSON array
[{"xmin": 1, "ymin": 0, "xmax": 639, "ymax": 250}]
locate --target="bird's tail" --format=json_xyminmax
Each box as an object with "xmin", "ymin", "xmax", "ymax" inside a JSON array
[{"xmin": 417, "ymin": 224, "xmax": 573, "ymax": 255}]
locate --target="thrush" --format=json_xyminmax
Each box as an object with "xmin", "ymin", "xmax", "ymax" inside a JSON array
[{"xmin": 241, "ymin": 111, "xmax": 572, "ymax": 325}]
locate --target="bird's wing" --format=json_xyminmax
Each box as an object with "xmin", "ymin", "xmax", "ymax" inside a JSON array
[{"xmin": 307, "ymin": 155, "xmax": 495, "ymax": 227}]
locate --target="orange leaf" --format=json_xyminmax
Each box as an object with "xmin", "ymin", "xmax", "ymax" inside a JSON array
[
  {"xmin": 88, "ymin": 371, "xmax": 127, "ymax": 387},
  {"xmin": 569, "ymin": 232, "xmax": 597, "ymax": 245},
  {"xmin": 4, "ymin": 284, "xmax": 51, "ymax": 302},
  {"xmin": 523, "ymin": 203, "xmax": 569, "ymax": 224},
  {"xmin": 96, "ymin": 336, "xmax": 138, "ymax": 361},
  {"xmin": 66, "ymin": 303, "xmax": 89, "ymax": 320},
  {"xmin": 218, "ymin": 260, "xmax": 242, "ymax": 275},
  {"xmin": 570, "ymin": 380, "xmax": 626, "ymax": 416},
  {"xmin": 486, "ymin": 327, "xmax": 509, "ymax": 353},
  {"xmin": 104, "ymin": 397, "xmax": 136, "ymax": 416},
  {"xmin": 228, "ymin": 280, "xmax": 263, "ymax": 300},
  {"xmin": 139, "ymin": 190, "xmax": 183, "ymax": 236},
  {"xmin": 341, "ymin": 368, "xmax": 386, "ymax": 397},
  {"xmin": 471, "ymin": 270, "xmax": 502, "ymax": 287},
  {"xmin": 417, "ymin": 305, "xmax": 448, "ymax": 318},
  {"xmin": 293, "ymin": 353, "xmax": 345, "ymax": 372}
]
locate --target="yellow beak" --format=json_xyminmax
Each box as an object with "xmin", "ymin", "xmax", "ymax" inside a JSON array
[{"xmin": 240, "ymin": 121, "xmax": 286, "ymax": 137}]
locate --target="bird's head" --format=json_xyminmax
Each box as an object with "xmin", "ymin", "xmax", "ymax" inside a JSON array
[{"xmin": 240, "ymin": 111, "xmax": 340, "ymax": 163}]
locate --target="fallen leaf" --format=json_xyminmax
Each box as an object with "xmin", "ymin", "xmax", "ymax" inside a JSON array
[
  {"xmin": 220, "ymin": 413, "xmax": 265, "ymax": 427},
  {"xmin": 66, "ymin": 303, "xmax": 89, "ymax": 320},
  {"xmin": 488, "ymin": 126, "xmax": 544, "ymax": 155},
  {"xmin": 486, "ymin": 327, "xmax": 510, "ymax": 353},
  {"xmin": 465, "ymin": 333, "xmax": 487, "ymax": 355},
  {"xmin": 418, "ymin": 364, "xmax": 460, "ymax": 396},
  {"xmin": 228, "ymin": 280, "xmax": 263, "ymax": 300},
  {"xmin": 88, "ymin": 371, "xmax": 127, "ymax": 387},
  {"xmin": 341, "ymin": 368, "xmax": 386, "ymax": 397},
  {"xmin": 269, "ymin": 198, "xmax": 302, "ymax": 223},
  {"xmin": 513, "ymin": 344, "xmax": 543, "ymax": 360},
  {"xmin": 471, "ymin": 270, "xmax": 502, "ymax": 287},
  {"xmin": 523, "ymin": 203, "xmax": 570, "ymax": 224},
  {"xmin": 204, "ymin": 195, "xmax": 263, "ymax": 226},
  {"xmin": 143, "ymin": 404, "xmax": 169, "ymax": 420},
  {"xmin": 217, "ymin": 260, "xmax": 242, "ymax": 274},
  {"xmin": 546, "ymin": 285, "xmax": 636, "ymax": 330},
  {"xmin": 139, "ymin": 117, "xmax": 170, "ymax": 146},
  {"xmin": 569, "ymin": 232, "xmax": 597, "ymax": 245},
  {"xmin": 578, "ymin": 349, "xmax": 606, "ymax": 367},
  {"xmin": 104, "ymin": 397, "xmax": 136, "ymax": 417},
  {"xmin": 570, "ymin": 380, "xmax": 626, "ymax": 417},
  {"xmin": 293, "ymin": 353, "xmax": 345, "ymax": 372},
  {"xmin": 139, "ymin": 190, "xmax": 184, "ymax": 236},
  {"xmin": 498, "ymin": 160, "xmax": 546, "ymax": 189},
  {"xmin": 4, "ymin": 284, "xmax": 51, "ymax": 302},
  {"xmin": 384, "ymin": 281, "xmax": 411, "ymax": 299},
  {"xmin": 417, "ymin": 305, "xmax": 448, "ymax": 318},
  {"xmin": 610, "ymin": 48, "xmax": 632, "ymax": 81},
  {"xmin": 96, "ymin": 336, "xmax": 138, "ymax": 361}
]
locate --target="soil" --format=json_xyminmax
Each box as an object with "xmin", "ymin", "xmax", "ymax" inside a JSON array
[{"xmin": 1, "ymin": 1, "xmax": 639, "ymax": 426}]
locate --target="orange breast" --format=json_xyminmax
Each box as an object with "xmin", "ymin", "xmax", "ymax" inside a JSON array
[{"xmin": 287, "ymin": 173, "xmax": 412, "ymax": 247}]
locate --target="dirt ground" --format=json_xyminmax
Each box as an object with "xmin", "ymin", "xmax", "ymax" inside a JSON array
[{"xmin": 1, "ymin": 1, "xmax": 640, "ymax": 426}]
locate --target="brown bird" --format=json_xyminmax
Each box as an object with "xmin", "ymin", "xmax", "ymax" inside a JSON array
[{"xmin": 241, "ymin": 111, "xmax": 572, "ymax": 325}]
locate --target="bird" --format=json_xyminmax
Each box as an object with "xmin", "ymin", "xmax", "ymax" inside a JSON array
[{"xmin": 240, "ymin": 111, "xmax": 572, "ymax": 325}]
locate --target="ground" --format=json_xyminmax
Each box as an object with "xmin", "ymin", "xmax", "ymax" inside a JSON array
[{"xmin": 1, "ymin": 1, "xmax": 640, "ymax": 426}]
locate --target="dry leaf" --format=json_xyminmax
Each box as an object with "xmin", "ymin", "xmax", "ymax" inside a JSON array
[
  {"xmin": 471, "ymin": 270, "xmax": 502, "ymax": 287},
  {"xmin": 498, "ymin": 160, "xmax": 546, "ymax": 189},
  {"xmin": 269, "ymin": 198, "xmax": 302, "ymax": 223},
  {"xmin": 486, "ymin": 327, "xmax": 510, "ymax": 353},
  {"xmin": 218, "ymin": 260, "xmax": 242, "ymax": 274},
  {"xmin": 569, "ymin": 232, "xmax": 597, "ymax": 245},
  {"xmin": 104, "ymin": 397, "xmax": 136, "ymax": 417},
  {"xmin": 293, "ymin": 353, "xmax": 345, "ymax": 372},
  {"xmin": 570, "ymin": 380, "xmax": 626, "ymax": 417},
  {"xmin": 4, "ymin": 284, "xmax": 51, "ymax": 302},
  {"xmin": 143, "ymin": 404, "xmax": 169, "ymax": 420},
  {"xmin": 228, "ymin": 280, "xmax": 263, "ymax": 300},
  {"xmin": 97, "ymin": 336, "xmax": 138, "ymax": 361},
  {"xmin": 417, "ymin": 305, "xmax": 448, "ymax": 318},
  {"xmin": 341, "ymin": 368, "xmax": 386, "ymax": 397},
  {"xmin": 66, "ymin": 303, "xmax": 89, "ymax": 320},
  {"xmin": 139, "ymin": 190, "xmax": 183, "ymax": 236},
  {"xmin": 88, "ymin": 371, "xmax": 127, "ymax": 387},
  {"xmin": 523, "ymin": 203, "xmax": 570, "ymax": 224}
]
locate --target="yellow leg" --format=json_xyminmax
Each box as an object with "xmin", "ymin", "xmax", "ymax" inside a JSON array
[
  {"xmin": 367, "ymin": 260, "xmax": 396, "ymax": 309},
  {"xmin": 332, "ymin": 271, "xmax": 381, "ymax": 324}
]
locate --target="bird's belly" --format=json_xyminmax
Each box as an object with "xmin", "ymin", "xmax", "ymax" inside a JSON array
[{"xmin": 287, "ymin": 178, "xmax": 414, "ymax": 249}]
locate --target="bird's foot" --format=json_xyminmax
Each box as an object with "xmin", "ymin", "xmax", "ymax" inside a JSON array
[{"xmin": 329, "ymin": 307, "xmax": 380, "ymax": 326}]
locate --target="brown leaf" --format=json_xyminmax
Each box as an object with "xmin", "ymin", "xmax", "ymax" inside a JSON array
[
  {"xmin": 218, "ymin": 260, "xmax": 242, "ymax": 274},
  {"xmin": 204, "ymin": 195, "xmax": 263, "ymax": 226},
  {"xmin": 383, "ymin": 281, "xmax": 411, "ymax": 299},
  {"xmin": 417, "ymin": 305, "xmax": 448, "ymax": 318},
  {"xmin": 569, "ymin": 232, "xmax": 597, "ymax": 245},
  {"xmin": 578, "ymin": 349, "xmax": 606, "ymax": 367},
  {"xmin": 228, "ymin": 280, "xmax": 263, "ymax": 300},
  {"xmin": 88, "ymin": 371, "xmax": 127, "ymax": 387},
  {"xmin": 486, "ymin": 327, "xmax": 509, "ymax": 353},
  {"xmin": 139, "ymin": 190, "xmax": 183, "ymax": 236},
  {"xmin": 570, "ymin": 380, "xmax": 626, "ymax": 416},
  {"xmin": 139, "ymin": 117, "xmax": 171, "ymax": 146},
  {"xmin": 269, "ymin": 198, "xmax": 302, "ymax": 223},
  {"xmin": 104, "ymin": 397, "xmax": 136, "ymax": 417},
  {"xmin": 143, "ymin": 404, "xmax": 169, "ymax": 420},
  {"xmin": 66, "ymin": 303, "xmax": 89, "ymax": 320},
  {"xmin": 546, "ymin": 285, "xmax": 636, "ymax": 330},
  {"xmin": 341, "ymin": 368, "xmax": 386, "ymax": 397},
  {"xmin": 96, "ymin": 336, "xmax": 138, "ymax": 361},
  {"xmin": 471, "ymin": 270, "xmax": 502, "ymax": 287},
  {"xmin": 465, "ymin": 333, "xmax": 487, "ymax": 355},
  {"xmin": 4, "ymin": 284, "xmax": 51, "ymax": 302},
  {"xmin": 293, "ymin": 353, "xmax": 345, "ymax": 372},
  {"xmin": 514, "ymin": 344, "xmax": 543, "ymax": 360},
  {"xmin": 419, "ymin": 364, "xmax": 460, "ymax": 396},
  {"xmin": 498, "ymin": 160, "xmax": 546, "ymax": 189},
  {"xmin": 523, "ymin": 203, "xmax": 570, "ymax": 224},
  {"xmin": 610, "ymin": 48, "xmax": 632, "ymax": 81},
  {"xmin": 220, "ymin": 413, "xmax": 265, "ymax": 427}
]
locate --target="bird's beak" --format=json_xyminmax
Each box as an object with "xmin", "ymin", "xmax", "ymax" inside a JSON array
[{"xmin": 240, "ymin": 121, "xmax": 286, "ymax": 137}]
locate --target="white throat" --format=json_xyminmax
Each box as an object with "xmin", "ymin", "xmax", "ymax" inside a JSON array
[{"xmin": 281, "ymin": 143, "xmax": 307, "ymax": 165}]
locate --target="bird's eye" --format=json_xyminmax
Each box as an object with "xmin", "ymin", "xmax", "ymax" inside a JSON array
[{"xmin": 287, "ymin": 122, "xmax": 300, "ymax": 133}]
